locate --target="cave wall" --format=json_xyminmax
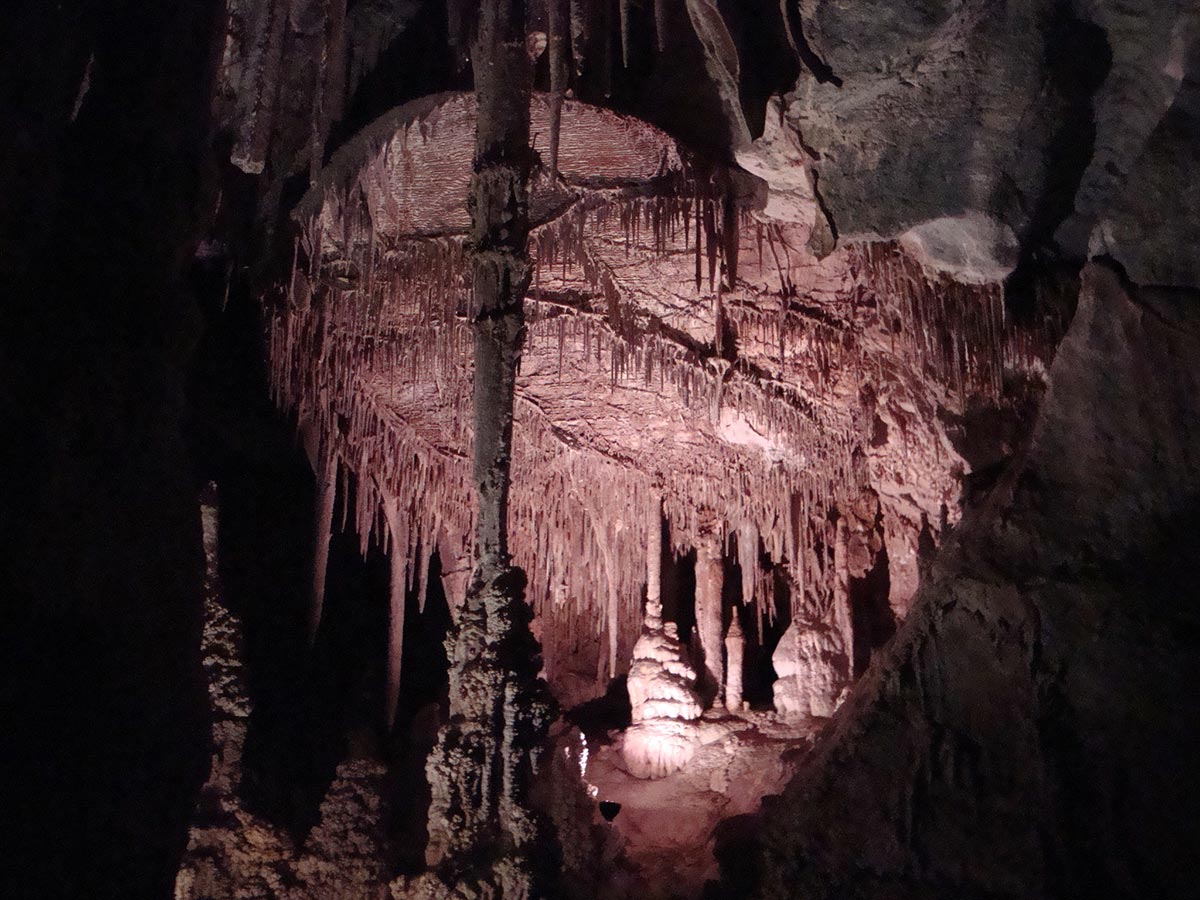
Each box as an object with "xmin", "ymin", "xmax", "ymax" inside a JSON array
[
  {"xmin": 744, "ymin": 264, "xmax": 1200, "ymax": 899},
  {"xmin": 776, "ymin": 0, "xmax": 1199, "ymax": 285}
]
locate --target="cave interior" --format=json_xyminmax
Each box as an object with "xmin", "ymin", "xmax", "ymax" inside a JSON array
[{"xmin": 2, "ymin": 2, "xmax": 1199, "ymax": 899}]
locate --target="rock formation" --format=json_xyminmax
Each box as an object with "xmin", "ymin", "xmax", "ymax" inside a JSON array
[
  {"xmin": 771, "ymin": 620, "xmax": 849, "ymax": 720},
  {"xmin": 723, "ymin": 616, "xmax": 746, "ymax": 712},
  {"xmin": 401, "ymin": 3, "xmax": 557, "ymax": 899},
  {"xmin": 748, "ymin": 263, "xmax": 1200, "ymax": 899},
  {"xmin": 175, "ymin": 488, "xmax": 390, "ymax": 900},
  {"xmin": 6, "ymin": 2, "xmax": 1200, "ymax": 899},
  {"xmin": 624, "ymin": 497, "xmax": 703, "ymax": 778},
  {"xmin": 624, "ymin": 607, "xmax": 704, "ymax": 779}
]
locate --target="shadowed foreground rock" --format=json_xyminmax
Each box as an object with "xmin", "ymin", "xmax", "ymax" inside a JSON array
[{"xmin": 745, "ymin": 262, "xmax": 1200, "ymax": 900}]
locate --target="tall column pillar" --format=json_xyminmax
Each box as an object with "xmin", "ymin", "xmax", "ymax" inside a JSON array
[{"xmin": 694, "ymin": 533, "xmax": 725, "ymax": 707}]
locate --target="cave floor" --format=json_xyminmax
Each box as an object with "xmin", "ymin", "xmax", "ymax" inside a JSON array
[{"xmin": 584, "ymin": 710, "xmax": 816, "ymax": 900}]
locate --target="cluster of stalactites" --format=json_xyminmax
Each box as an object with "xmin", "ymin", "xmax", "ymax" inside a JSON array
[
  {"xmin": 268, "ymin": 275, "xmax": 865, "ymax": 695},
  {"xmin": 289, "ymin": 184, "xmax": 861, "ymax": 461},
  {"xmin": 267, "ymin": 173, "xmax": 892, "ymax": 704},
  {"xmin": 267, "ymin": 286, "xmax": 870, "ymax": 698},
  {"xmin": 845, "ymin": 242, "xmax": 1062, "ymax": 411}
]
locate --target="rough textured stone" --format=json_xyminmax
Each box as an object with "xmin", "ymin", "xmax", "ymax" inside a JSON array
[
  {"xmin": 744, "ymin": 263, "xmax": 1200, "ymax": 899},
  {"xmin": 772, "ymin": 1, "xmax": 1200, "ymax": 286},
  {"xmin": 772, "ymin": 621, "xmax": 849, "ymax": 720}
]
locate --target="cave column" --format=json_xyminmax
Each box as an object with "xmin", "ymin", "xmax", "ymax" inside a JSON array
[
  {"xmin": 694, "ymin": 531, "xmax": 725, "ymax": 708},
  {"xmin": 647, "ymin": 493, "xmax": 663, "ymax": 618},
  {"xmin": 413, "ymin": 2, "xmax": 554, "ymax": 896}
]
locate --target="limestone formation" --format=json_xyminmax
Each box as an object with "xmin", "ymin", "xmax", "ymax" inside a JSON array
[
  {"xmin": 623, "ymin": 604, "xmax": 703, "ymax": 778},
  {"xmin": 723, "ymin": 615, "xmax": 745, "ymax": 712},
  {"xmin": 694, "ymin": 534, "xmax": 726, "ymax": 706},
  {"xmin": 771, "ymin": 620, "xmax": 850, "ymax": 720},
  {"xmin": 176, "ymin": 489, "xmax": 390, "ymax": 900}
]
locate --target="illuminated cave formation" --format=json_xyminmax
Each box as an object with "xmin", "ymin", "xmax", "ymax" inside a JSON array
[
  {"xmin": 270, "ymin": 89, "xmax": 1048, "ymax": 723},
  {"xmin": 6, "ymin": 3, "xmax": 1199, "ymax": 900},
  {"xmin": 246, "ymin": 84, "xmax": 1056, "ymax": 894}
]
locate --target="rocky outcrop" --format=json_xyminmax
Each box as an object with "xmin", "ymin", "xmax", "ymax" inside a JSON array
[
  {"xmin": 740, "ymin": 1, "xmax": 1200, "ymax": 287},
  {"xmin": 176, "ymin": 488, "xmax": 390, "ymax": 900},
  {"xmin": 744, "ymin": 262, "xmax": 1200, "ymax": 899},
  {"xmin": 771, "ymin": 621, "xmax": 849, "ymax": 721}
]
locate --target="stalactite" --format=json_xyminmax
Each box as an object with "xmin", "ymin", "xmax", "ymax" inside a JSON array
[
  {"xmin": 653, "ymin": 0, "xmax": 668, "ymax": 52},
  {"xmin": 619, "ymin": 0, "xmax": 631, "ymax": 68},
  {"xmin": 383, "ymin": 498, "xmax": 407, "ymax": 730},
  {"xmin": 309, "ymin": 450, "xmax": 338, "ymax": 643},
  {"xmin": 547, "ymin": 0, "xmax": 569, "ymax": 174}
]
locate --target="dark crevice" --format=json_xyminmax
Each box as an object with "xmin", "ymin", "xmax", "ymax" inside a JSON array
[{"xmin": 785, "ymin": 1, "xmax": 842, "ymax": 88}]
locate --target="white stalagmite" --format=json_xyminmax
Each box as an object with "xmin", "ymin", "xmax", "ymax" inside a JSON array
[
  {"xmin": 624, "ymin": 495, "xmax": 702, "ymax": 777},
  {"xmin": 772, "ymin": 619, "xmax": 849, "ymax": 719},
  {"xmin": 724, "ymin": 614, "xmax": 744, "ymax": 711}
]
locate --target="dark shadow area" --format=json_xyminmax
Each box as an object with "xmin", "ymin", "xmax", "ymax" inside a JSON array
[
  {"xmin": 716, "ymin": 0, "xmax": 803, "ymax": 138},
  {"xmin": 329, "ymin": 0, "xmax": 470, "ymax": 155},
  {"xmin": 849, "ymin": 544, "xmax": 893, "ymax": 677},
  {"xmin": 236, "ymin": 469, "xmax": 390, "ymax": 840},
  {"xmin": 387, "ymin": 548, "xmax": 453, "ymax": 875},
  {"xmin": 730, "ymin": 541, "xmax": 793, "ymax": 709},
  {"xmin": 704, "ymin": 813, "xmax": 765, "ymax": 900},
  {"xmin": 567, "ymin": 675, "xmax": 633, "ymax": 747},
  {"xmin": 0, "ymin": 3, "xmax": 223, "ymax": 897},
  {"xmin": 663, "ymin": 544, "xmax": 698, "ymax": 642},
  {"xmin": 1003, "ymin": 13, "xmax": 1110, "ymax": 322}
]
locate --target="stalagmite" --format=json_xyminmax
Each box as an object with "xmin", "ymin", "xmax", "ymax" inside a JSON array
[
  {"xmin": 620, "ymin": 492, "xmax": 699, "ymax": 776},
  {"xmin": 623, "ymin": 518, "xmax": 702, "ymax": 777},
  {"xmin": 724, "ymin": 614, "xmax": 745, "ymax": 712},
  {"xmin": 694, "ymin": 533, "xmax": 725, "ymax": 707},
  {"xmin": 309, "ymin": 451, "xmax": 338, "ymax": 643}
]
